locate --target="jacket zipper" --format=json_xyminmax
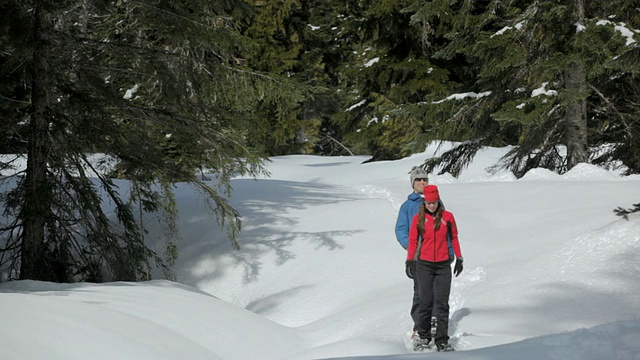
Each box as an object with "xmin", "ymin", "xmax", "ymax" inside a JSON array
[{"xmin": 433, "ymin": 223, "xmax": 437, "ymax": 261}]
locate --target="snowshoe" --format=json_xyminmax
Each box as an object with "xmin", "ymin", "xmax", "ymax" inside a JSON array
[
  {"xmin": 412, "ymin": 337, "xmax": 432, "ymax": 351},
  {"xmin": 436, "ymin": 343, "xmax": 455, "ymax": 352}
]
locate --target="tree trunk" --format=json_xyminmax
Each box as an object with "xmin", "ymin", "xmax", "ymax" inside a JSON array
[
  {"xmin": 564, "ymin": 61, "xmax": 588, "ymax": 168},
  {"xmin": 20, "ymin": 5, "xmax": 54, "ymax": 281},
  {"xmin": 564, "ymin": 0, "xmax": 589, "ymax": 170}
]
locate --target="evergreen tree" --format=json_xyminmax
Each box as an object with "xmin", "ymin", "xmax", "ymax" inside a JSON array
[
  {"xmin": 296, "ymin": 0, "xmax": 361, "ymax": 156},
  {"xmin": 238, "ymin": 0, "xmax": 362, "ymax": 157},
  {"xmin": 0, "ymin": 0, "xmax": 305, "ymax": 282},
  {"xmin": 408, "ymin": 0, "xmax": 640, "ymax": 177},
  {"xmin": 329, "ymin": 0, "xmax": 462, "ymax": 161},
  {"xmin": 0, "ymin": 2, "xmax": 30, "ymax": 155},
  {"xmin": 238, "ymin": 0, "xmax": 321, "ymax": 155}
]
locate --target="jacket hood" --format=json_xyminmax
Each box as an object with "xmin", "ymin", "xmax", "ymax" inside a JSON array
[{"xmin": 407, "ymin": 192, "xmax": 423, "ymax": 201}]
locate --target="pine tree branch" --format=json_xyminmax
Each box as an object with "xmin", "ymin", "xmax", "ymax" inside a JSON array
[
  {"xmin": 589, "ymin": 84, "xmax": 631, "ymax": 131},
  {"xmin": 131, "ymin": 1, "xmax": 206, "ymax": 27},
  {"xmin": 323, "ymin": 133, "xmax": 355, "ymax": 156},
  {"xmin": 0, "ymin": 94, "xmax": 31, "ymax": 105}
]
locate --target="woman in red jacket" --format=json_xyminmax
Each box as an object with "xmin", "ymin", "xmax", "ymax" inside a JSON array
[{"xmin": 406, "ymin": 185, "xmax": 463, "ymax": 352}]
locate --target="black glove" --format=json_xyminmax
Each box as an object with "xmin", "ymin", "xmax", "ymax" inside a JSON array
[
  {"xmin": 405, "ymin": 260, "xmax": 416, "ymax": 279},
  {"xmin": 453, "ymin": 257, "xmax": 464, "ymax": 277}
]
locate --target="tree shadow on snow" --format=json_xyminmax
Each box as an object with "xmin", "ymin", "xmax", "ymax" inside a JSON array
[
  {"xmin": 171, "ymin": 179, "xmax": 368, "ymax": 286},
  {"xmin": 468, "ymin": 246, "xmax": 640, "ymax": 338}
]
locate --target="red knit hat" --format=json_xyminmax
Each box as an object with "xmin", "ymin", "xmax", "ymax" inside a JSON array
[{"xmin": 423, "ymin": 185, "xmax": 439, "ymax": 202}]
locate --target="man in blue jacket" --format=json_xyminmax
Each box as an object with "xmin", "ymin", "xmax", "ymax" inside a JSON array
[{"xmin": 395, "ymin": 167, "xmax": 429, "ymax": 340}]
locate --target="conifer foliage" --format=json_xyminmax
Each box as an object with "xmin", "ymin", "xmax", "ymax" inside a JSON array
[
  {"xmin": 239, "ymin": 0, "xmax": 312, "ymax": 155},
  {"xmin": 333, "ymin": 0, "xmax": 459, "ymax": 161},
  {"xmin": 407, "ymin": 0, "xmax": 640, "ymax": 177},
  {"xmin": 0, "ymin": 0, "xmax": 304, "ymax": 282}
]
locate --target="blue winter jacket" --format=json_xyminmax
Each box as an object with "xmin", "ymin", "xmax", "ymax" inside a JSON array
[
  {"xmin": 395, "ymin": 193, "xmax": 453, "ymax": 255},
  {"xmin": 395, "ymin": 193, "xmax": 424, "ymax": 249}
]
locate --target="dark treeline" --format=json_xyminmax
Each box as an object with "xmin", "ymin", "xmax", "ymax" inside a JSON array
[{"xmin": 1, "ymin": 0, "xmax": 638, "ymax": 282}]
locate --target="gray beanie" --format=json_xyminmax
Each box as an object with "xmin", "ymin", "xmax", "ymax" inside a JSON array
[{"xmin": 410, "ymin": 167, "xmax": 429, "ymax": 187}]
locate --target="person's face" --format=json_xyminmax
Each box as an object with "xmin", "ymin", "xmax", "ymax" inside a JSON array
[
  {"xmin": 413, "ymin": 177, "xmax": 428, "ymax": 193},
  {"xmin": 424, "ymin": 200, "xmax": 438, "ymax": 212}
]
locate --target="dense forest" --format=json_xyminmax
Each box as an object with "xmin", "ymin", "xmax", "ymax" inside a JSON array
[{"xmin": 1, "ymin": 0, "xmax": 638, "ymax": 282}]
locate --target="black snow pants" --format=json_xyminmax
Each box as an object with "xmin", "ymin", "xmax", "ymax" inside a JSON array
[
  {"xmin": 410, "ymin": 276, "xmax": 420, "ymax": 332},
  {"xmin": 415, "ymin": 259, "xmax": 452, "ymax": 345}
]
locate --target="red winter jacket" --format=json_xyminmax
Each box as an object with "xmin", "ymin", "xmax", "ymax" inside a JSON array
[{"xmin": 406, "ymin": 210, "xmax": 462, "ymax": 262}]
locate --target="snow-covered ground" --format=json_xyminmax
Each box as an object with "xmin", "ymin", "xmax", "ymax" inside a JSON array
[{"xmin": 1, "ymin": 143, "xmax": 639, "ymax": 359}]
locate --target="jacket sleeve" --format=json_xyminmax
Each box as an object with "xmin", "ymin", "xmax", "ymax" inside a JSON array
[
  {"xmin": 394, "ymin": 203, "xmax": 410, "ymax": 249},
  {"xmin": 449, "ymin": 214, "xmax": 462, "ymax": 258},
  {"xmin": 406, "ymin": 214, "xmax": 420, "ymax": 261}
]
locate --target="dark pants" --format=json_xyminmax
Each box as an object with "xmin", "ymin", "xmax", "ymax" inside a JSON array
[
  {"xmin": 410, "ymin": 276, "xmax": 420, "ymax": 332},
  {"xmin": 415, "ymin": 260, "xmax": 452, "ymax": 345}
]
